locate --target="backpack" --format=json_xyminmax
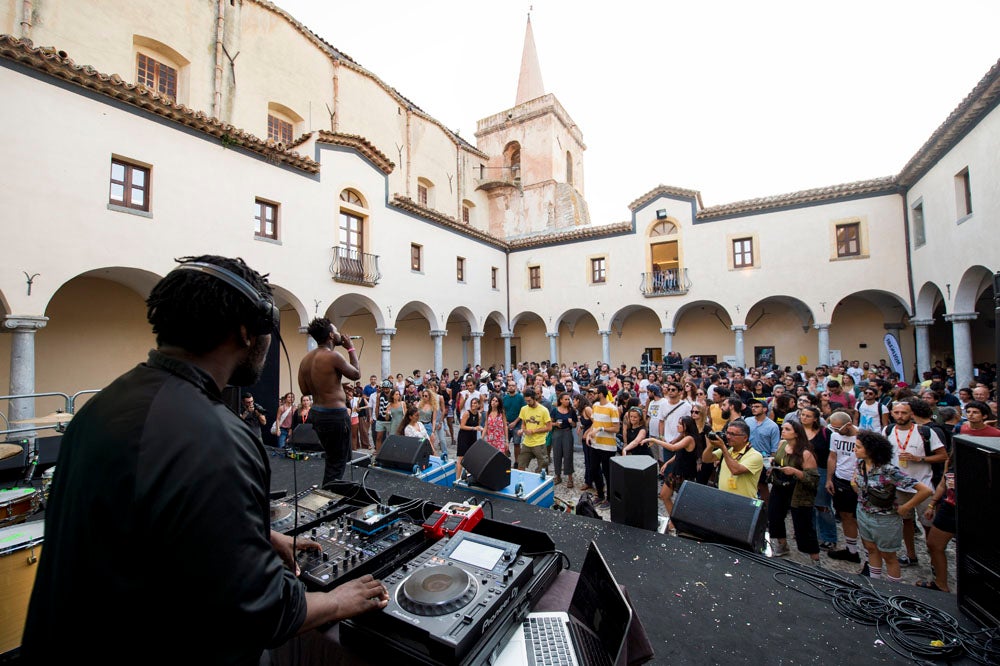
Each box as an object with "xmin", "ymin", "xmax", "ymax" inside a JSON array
[
  {"xmin": 575, "ymin": 492, "xmax": 603, "ymax": 520},
  {"xmin": 884, "ymin": 423, "xmax": 946, "ymax": 486}
]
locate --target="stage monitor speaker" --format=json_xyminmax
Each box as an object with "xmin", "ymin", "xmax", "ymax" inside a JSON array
[
  {"xmin": 288, "ymin": 423, "xmax": 323, "ymax": 451},
  {"xmin": 955, "ymin": 435, "xmax": 1000, "ymax": 627},
  {"xmin": 376, "ymin": 435, "xmax": 431, "ymax": 472},
  {"xmin": 610, "ymin": 455, "xmax": 658, "ymax": 531},
  {"xmin": 463, "ymin": 439, "xmax": 511, "ymax": 490},
  {"xmin": 670, "ymin": 480, "xmax": 766, "ymax": 552}
]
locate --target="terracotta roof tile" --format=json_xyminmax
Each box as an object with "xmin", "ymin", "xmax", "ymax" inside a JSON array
[
  {"xmin": 314, "ymin": 131, "xmax": 394, "ymax": 174},
  {"xmin": 507, "ymin": 221, "xmax": 633, "ymax": 249},
  {"xmin": 696, "ymin": 177, "xmax": 899, "ymax": 219},
  {"xmin": 628, "ymin": 184, "xmax": 703, "ymax": 212},
  {"xmin": 390, "ymin": 195, "xmax": 507, "ymax": 249},
  {"xmin": 0, "ymin": 35, "xmax": 320, "ymax": 174},
  {"xmin": 897, "ymin": 57, "xmax": 1000, "ymax": 187}
]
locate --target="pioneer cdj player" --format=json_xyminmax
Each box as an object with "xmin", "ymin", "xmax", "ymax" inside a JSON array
[
  {"xmin": 269, "ymin": 486, "xmax": 356, "ymax": 535},
  {"xmin": 342, "ymin": 531, "xmax": 541, "ymax": 665}
]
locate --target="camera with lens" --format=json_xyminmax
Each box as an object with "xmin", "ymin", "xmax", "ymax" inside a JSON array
[{"xmin": 706, "ymin": 430, "xmax": 729, "ymax": 445}]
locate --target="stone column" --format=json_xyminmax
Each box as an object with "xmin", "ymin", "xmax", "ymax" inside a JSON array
[
  {"xmin": 501, "ymin": 332, "xmax": 513, "ymax": 372},
  {"xmin": 430, "ymin": 330, "xmax": 447, "ymax": 377},
  {"xmin": 298, "ymin": 326, "xmax": 319, "ymax": 353},
  {"xmin": 909, "ymin": 319, "xmax": 934, "ymax": 379},
  {"xmin": 470, "ymin": 331, "xmax": 484, "ymax": 368},
  {"xmin": 731, "ymin": 325, "xmax": 747, "ymax": 369},
  {"xmin": 660, "ymin": 327, "xmax": 675, "ymax": 354},
  {"xmin": 375, "ymin": 327, "xmax": 396, "ymax": 380},
  {"xmin": 815, "ymin": 323, "xmax": 831, "ymax": 367},
  {"xmin": 4, "ymin": 315, "xmax": 48, "ymax": 431},
  {"xmin": 546, "ymin": 332, "xmax": 559, "ymax": 366},
  {"xmin": 944, "ymin": 313, "xmax": 978, "ymax": 389},
  {"xmin": 599, "ymin": 330, "xmax": 611, "ymax": 365}
]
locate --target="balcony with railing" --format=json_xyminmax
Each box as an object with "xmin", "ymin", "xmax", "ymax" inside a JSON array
[
  {"xmin": 640, "ymin": 268, "xmax": 689, "ymax": 297},
  {"xmin": 330, "ymin": 246, "xmax": 381, "ymax": 286}
]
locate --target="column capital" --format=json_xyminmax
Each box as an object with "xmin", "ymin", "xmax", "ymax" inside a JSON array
[
  {"xmin": 814, "ymin": 323, "xmax": 831, "ymax": 331},
  {"xmin": 598, "ymin": 330, "xmax": 611, "ymax": 336},
  {"xmin": 943, "ymin": 312, "xmax": 978, "ymax": 323},
  {"xmin": 731, "ymin": 325, "xmax": 747, "ymax": 332},
  {"xmin": 883, "ymin": 323, "xmax": 905, "ymax": 331},
  {"xmin": 545, "ymin": 332, "xmax": 558, "ymax": 339},
  {"xmin": 660, "ymin": 328, "xmax": 675, "ymax": 335},
  {"xmin": 374, "ymin": 327, "xmax": 397, "ymax": 336},
  {"xmin": 3, "ymin": 315, "xmax": 48, "ymax": 331},
  {"xmin": 429, "ymin": 329, "xmax": 448, "ymax": 337},
  {"xmin": 469, "ymin": 331, "xmax": 485, "ymax": 338},
  {"xmin": 501, "ymin": 332, "xmax": 515, "ymax": 339},
  {"xmin": 909, "ymin": 318, "xmax": 935, "ymax": 327}
]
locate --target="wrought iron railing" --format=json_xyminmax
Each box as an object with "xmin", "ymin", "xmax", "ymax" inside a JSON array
[
  {"xmin": 330, "ymin": 247, "xmax": 381, "ymax": 286},
  {"xmin": 639, "ymin": 268, "xmax": 689, "ymax": 296}
]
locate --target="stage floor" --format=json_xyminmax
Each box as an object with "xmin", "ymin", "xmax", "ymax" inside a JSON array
[{"xmin": 271, "ymin": 453, "xmax": 986, "ymax": 665}]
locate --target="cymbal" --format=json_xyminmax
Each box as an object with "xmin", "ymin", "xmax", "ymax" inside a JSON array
[
  {"xmin": 11, "ymin": 411, "xmax": 73, "ymax": 425},
  {"xmin": 0, "ymin": 443, "xmax": 23, "ymax": 461}
]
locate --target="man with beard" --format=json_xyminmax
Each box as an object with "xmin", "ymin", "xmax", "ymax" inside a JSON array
[
  {"xmin": 300, "ymin": 318, "xmax": 361, "ymax": 487},
  {"xmin": 22, "ymin": 256, "xmax": 387, "ymax": 665}
]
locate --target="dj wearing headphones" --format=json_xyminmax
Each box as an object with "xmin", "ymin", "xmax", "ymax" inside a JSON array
[{"xmin": 22, "ymin": 255, "xmax": 388, "ymax": 665}]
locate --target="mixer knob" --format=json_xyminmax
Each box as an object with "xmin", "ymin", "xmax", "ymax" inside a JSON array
[{"xmin": 322, "ymin": 552, "xmax": 329, "ymax": 562}]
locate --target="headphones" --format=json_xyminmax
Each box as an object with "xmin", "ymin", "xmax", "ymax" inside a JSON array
[{"xmin": 173, "ymin": 261, "xmax": 279, "ymax": 336}]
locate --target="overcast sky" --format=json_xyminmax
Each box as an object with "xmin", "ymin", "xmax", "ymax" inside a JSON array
[{"xmin": 275, "ymin": 0, "xmax": 1000, "ymax": 225}]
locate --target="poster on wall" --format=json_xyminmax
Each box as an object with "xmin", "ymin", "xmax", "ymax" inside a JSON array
[{"xmin": 754, "ymin": 346, "xmax": 775, "ymax": 368}]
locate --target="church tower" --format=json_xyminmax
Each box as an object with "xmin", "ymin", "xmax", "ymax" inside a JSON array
[{"xmin": 475, "ymin": 14, "xmax": 590, "ymax": 239}]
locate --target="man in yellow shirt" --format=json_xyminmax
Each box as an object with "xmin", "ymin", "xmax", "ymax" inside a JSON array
[
  {"xmin": 585, "ymin": 382, "xmax": 620, "ymax": 509},
  {"xmin": 517, "ymin": 388, "xmax": 552, "ymax": 472},
  {"xmin": 702, "ymin": 420, "xmax": 763, "ymax": 500}
]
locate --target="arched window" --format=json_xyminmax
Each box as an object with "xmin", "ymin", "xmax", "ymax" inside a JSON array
[
  {"xmin": 336, "ymin": 188, "xmax": 369, "ymax": 283},
  {"xmin": 650, "ymin": 220, "xmax": 678, "ymax": 236},
  {"xmin": 504, "ymin": 141, "xmax": 521, "ymax": 183},
  {"xmin": 133, "ymin": 35, "xmax": 190, "ymax": 104},
  {"xmin": 267, "ymin": 102, "xmax": 303, "ymax": 146},
  {"xmin": 416, "ymin": 178, "xmax": 434, "ymax": 207},
  {"xmin": 340, "ymin": 189, "xmax": 365, "ymax": 207},
  {"xmin": 462, "ymin": 199, "xmax": 475, "ymax": 225},
  {"xmin": 647, "ymin": 219, "xmax": 682, "ymax": 294},
  {"xmin": 566, "ymin": 151, "xmax": 573, "ymax": 185}
]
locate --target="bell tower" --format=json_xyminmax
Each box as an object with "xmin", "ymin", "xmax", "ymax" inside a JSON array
[{"xmin": 475, "ymin": 14, "xmax": 590, "ymax": 239}]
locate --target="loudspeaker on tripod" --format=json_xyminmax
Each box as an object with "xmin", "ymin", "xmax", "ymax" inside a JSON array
[
  {"xmin": 462, "ymin": 439, "xmax": 511, "ymax": 490},
  {"xmin": 610, "ymin": 455, "xmax": 658, "ymax": 531},
  {"xmin": 375, "ymin": 435, "xmax": 432, "ymax": 472},
  {"xmin": 670, "ymin": 480, "xmax": 766, "ymax": 552}
]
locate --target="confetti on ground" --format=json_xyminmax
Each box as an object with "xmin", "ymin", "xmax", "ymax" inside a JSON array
[
  {"xmin": 733, "ymin": 559, "xmax": 740, "ymax": 564},
  {"xmin": 874, "ymin": 639, "xmax": 884, "ymax": 646},
  {"xmin": 633, "ymin": 556, "xmax": 640, "ymax": 561},
  {"xmin": 724, "ymin": 573, "xmax": 732, "ymax": 577}
]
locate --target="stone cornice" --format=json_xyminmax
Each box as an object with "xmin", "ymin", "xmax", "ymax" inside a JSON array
[
  {"xmin": 3, "ymin": 315, "xmax": 48, "ymax": 331},
  {"xmin": 0, "ymin": 35, "xmax": 321, "ymax": 174},
  {"xmin": 697, "ymin": 177, "xmax": 899, "ymax": 220},
  {"xmin": 475, "ymin": 94, "xmax": 586, "ymax": 149},
  {"xmin": 898, "ymin": 57, "xmax": 1000, "ymax": 187},
  {"xmin": 313, "ymin": 131, "xmax": 395, "ymax": 174},
  {"xmin": 248, "ymin": 1, "xmax": 488, "ymax": 160}
]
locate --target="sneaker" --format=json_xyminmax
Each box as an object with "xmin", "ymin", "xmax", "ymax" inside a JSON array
[
  {"xmin": 819, "ymin": 541, "xmax": 836, "ymax": 551},
  {"xmin": 827, "ymin": 549, "xmax": 861, "ymax": 563},
  {"xmin": 596, "ymin": 499, "xmax": 611, "ymax": 510},
  {"xmin": 898, "ymin": 554, "xmax": 919, "ymax": 567},
  {"xmin": 770, "ymin": 541, "xmax": 790, "ymax": 558},
  {"xmin": 858, "ymin": 562, "xmax": 871, "ymax": 577}
]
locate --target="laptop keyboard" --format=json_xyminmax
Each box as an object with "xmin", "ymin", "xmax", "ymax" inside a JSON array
[
  {"xmin": 569, "ymin": 620, "xmax": 611, "ymax": 666},
  {"xmin": 524, "ymin": 616, "xmax": 575, "ymax": 666}
]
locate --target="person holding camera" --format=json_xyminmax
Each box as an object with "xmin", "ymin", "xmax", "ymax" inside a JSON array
[
  {"xmin": 701, "ymin": 420, "xmax": 763, "ymax": 500},
  {"xmin": 767, "ymin": 420, "xmax": 820, "ymax": 561},
  {"xmin": 240, "ymin": 393, "xmax": 266, "ymax": 438}
]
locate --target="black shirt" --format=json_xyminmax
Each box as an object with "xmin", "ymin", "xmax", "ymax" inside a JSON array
[{"xmin": 22, "ymin": 351, "xmax": 307, "ymax": 665}]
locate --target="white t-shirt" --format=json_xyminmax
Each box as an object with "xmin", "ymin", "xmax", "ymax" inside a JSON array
[
  {"xmin": 829, "ymin": 431, "xmax": 858, "ymax": 481},
  {"xmin": 638, "ymin": 379, "xmax": 650, "ymax": 406},
  {"xmin": 660, "ymin": 399, "xmax": 692, "ymax": 441},
  {"xmin": 404, "ymin": 422, "xmax": 429, "ymax": 439},
  {"xmin": 857, "ymin": 400, "xmax": 885, "ymax": 432},
  {"xmin": 883, "ymin": 424, "xmax": 944, "ymax": 490},
  {"xmin": 646, "ymin": 397, "xmax": 669, "ymax": 438},
  {"xmin": 846, "ymin": 367, "xmax": 865, "ymax": 384}
]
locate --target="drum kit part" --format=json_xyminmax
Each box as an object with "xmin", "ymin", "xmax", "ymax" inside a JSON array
[
  {"xmin": 0, "ymin": 520, "xmax": 44, "ymax": 653},
  {"xmin": 0, "ymin": 443, "xmax": 23, "ymax": 461},
  {"xmin": 11, "ymin": 411, "xmax": 73, "ymax": 429}
]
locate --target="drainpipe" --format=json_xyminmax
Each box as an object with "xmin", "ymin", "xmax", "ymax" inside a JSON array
[
  {"xmin": 456, "ymin": 145, "xmax": 462, "ymax": 220},
  {"xmin": 900, "ymin": 187, "xmax": 916, "ymax": 315},
  {"xmin": 405, "ymin": 107, "xmax": 412, "ymax": 197},
  {"xmin": 213, "ymin": 0, "xmax": 225, "ymax": 119},
  {"xmin": 20, "ymin": 0, "xmax": 32, "ymax": 40},
  {"xmin": 332, "ymin": 60, "xmax": 340, "ymax": 131}
]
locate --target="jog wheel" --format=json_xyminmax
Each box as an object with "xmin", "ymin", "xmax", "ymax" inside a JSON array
[
  {"xmin": 397, "ymin": 565, "xmax": 479, "ymax": 616},
  {"xmin": 269, "ymin": 504, "xmax": 295, "ymax": 533}
]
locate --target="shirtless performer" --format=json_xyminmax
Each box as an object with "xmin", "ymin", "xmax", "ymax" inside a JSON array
[{"xmin": 300, "ymin": 318, "xmax": 361, "ymax": 487}]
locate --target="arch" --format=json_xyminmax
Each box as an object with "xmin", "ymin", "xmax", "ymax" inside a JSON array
[
  {"xmin": 742, "ymin": 295, "xmax": 815, "ymax": 328},
  {"xmin": 326, "ymin": 292, "xmax": 385, "ymax": 330},
  {"xmin": 267, "ymin": 101, "xmax": 304, "ymax": 125},
  {"xmin": 553, "ymin": 308, "xmax": 599, "ymax": 336},
  {"xmin": 461, "ymin": 199, "xmax": 475, "ymax": 225},
  {"xmin": 608, "ymin": 304, "xmax": 661, "ymax": 334},
  {"xmin": 670, "ymin": 300, "xmax": 733, "ymax": 330},
  {"xmin": 831, "ymin": 289, "xmax": 911, "ymax": 322},
  {"xmin": 444, "ymin": 306, "xmax": 477, "ymax": 332},
  {"xmin": 484, "ymin": 310, "xmax": 508, "ymax": 332},
  {"xmin": 646, "ymin": 219, "xmax": 679, "ymax": 237},
  {"xmin": 954, "ymin": 265, "xmax": 995, "ymax": 313},
  {"xmin": 44, "ymin": 266, "xmax": 164, "ymax": 312},
  {"xmin": 509, "ymin": 310, "xmax": 545, "ymax": 332},
  {"xmin": 0, "ymin": 287, "xmax": 9, "ymax": 316},
  {"xmin": 915, "ymin": 282, "xmax": 946, "ymax": 320},
  {"xmin": 503, "ymin": 141, "xmax": 521, "ymax": 182},
  {"xmin": 267, "ymin": 283, "xmax": 309, "ymax": 327},
  {"xmin": 133, "ymin": 35, "xmax": 190, "ymax": 68},
  {"xmin": 339, "ymin": 188, "xmax": 367, "ymax": 209},
  {"xmin": 396, "ymin": 300, "xmax": 439, "ymax": 330}
]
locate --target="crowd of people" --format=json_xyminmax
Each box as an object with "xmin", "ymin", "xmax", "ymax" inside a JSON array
[{"xmin": 273, "ymin": 354, "xmax": 996, "ymax": 591}]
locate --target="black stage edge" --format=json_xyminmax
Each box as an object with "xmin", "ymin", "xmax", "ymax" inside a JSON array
[{"xmin": 269, "ymin": 454, "xmax": 987, "ymax": 665}]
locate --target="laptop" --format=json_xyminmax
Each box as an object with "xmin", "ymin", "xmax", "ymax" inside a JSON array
[{"xmin": 493, "ymin": 541, "xmax": 632, "ymax": 666}]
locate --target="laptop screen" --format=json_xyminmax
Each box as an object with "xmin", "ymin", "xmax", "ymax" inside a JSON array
[{"xmin": 567, "ymin": 541, "xmax": 632, "ymax": 662}]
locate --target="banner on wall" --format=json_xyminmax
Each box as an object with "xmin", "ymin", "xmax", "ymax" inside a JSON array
[{"xmin": 883, "ymin": 333, "xmax": 905, "ymax": 379}]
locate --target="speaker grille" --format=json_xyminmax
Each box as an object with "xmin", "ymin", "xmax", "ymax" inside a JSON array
[{"xmin": 670, "ymin": 481, "xmax": 766, "ymax": 552}]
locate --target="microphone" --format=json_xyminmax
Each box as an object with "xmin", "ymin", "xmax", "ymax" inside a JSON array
[{"xmin": 349, "ymin": 335, "xmax": 363, "ymax": 340}]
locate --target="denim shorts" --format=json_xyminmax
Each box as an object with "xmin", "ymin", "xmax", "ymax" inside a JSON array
[{"xmin": 857, "ymin": 509, "xmax": 903, "ymax": 553}]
